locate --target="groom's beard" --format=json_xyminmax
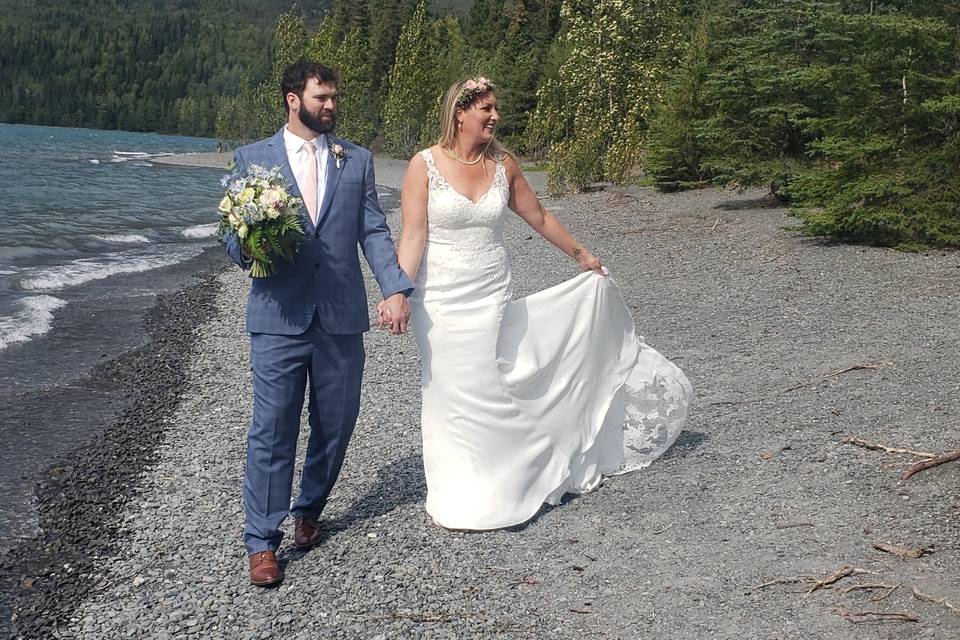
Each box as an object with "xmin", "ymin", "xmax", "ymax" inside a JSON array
[{"xmin": 300, "ymin": 107, "xmax": 336, "ymax": 136}]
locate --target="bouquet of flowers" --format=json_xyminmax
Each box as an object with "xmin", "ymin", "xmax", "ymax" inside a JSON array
[{"xmin": 217, "ymin": 164, "xmax": 305, "ymax": 278}]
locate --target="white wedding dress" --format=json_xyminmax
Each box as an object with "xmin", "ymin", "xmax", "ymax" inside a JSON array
[{"xmin": 410, "ymin": 149, "xmax": 693, "ymax": 530}]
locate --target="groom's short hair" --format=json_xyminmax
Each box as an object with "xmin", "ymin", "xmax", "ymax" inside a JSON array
[{"xmin": 281, "ymin": 61, "xmax": 339, "ymax": 113}]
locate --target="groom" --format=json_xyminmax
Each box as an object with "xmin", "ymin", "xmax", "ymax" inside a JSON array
[{"xmin": 223, "ymin": 61, "xmax": 413, "ymax": 586}]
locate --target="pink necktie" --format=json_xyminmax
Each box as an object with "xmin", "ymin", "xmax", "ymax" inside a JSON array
[{"xmin": 302, "ymin": 141, "xmax": 318, "ymax": 224}]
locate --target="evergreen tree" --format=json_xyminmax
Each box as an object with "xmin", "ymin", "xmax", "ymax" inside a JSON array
[
  {"xmin": 0, "ymin": 0, "xmax": 301, "ymax": 136},
  {"xmin": 529, "ymin": 0, "xmax": 685, "ymax": 192},
  {"xmin": 418, "ymin": 15, "xmax": 470, "ymax": 148},
  {"xmin": 647, "ymin": 0, "xmax": 960, "ymax": 247},
  {"xmin": 465, "ymin": 0, "xmax": 509, "ymax": 47},
  {"xmin": 306, "ymin": 15, "xmax": 340, "ymax": 67},
  {"xmin": 488, "ymin": 0, "xmax": 561, "ymax": 151},
  {"xmin": 381, "ymin": 1, "xmax": 441, "ymax": 155},
  {"xmin": 332, "ymin": 0, "xmax": 370, "ymax": 39},
  {"xmin": 643, "ymin": 9, "xmax": 712, "ymax": 191}
]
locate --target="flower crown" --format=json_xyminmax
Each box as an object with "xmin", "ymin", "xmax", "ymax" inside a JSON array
[{"xmin": 456, "ymin": 77, "xmax": 495, "ymax": 108}]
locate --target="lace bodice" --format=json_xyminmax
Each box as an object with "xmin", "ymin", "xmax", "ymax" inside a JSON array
[
  {"xmin": 419, "ymin": 148, "xmax": 508, "ymax": 253},
  {"xmin": 413, "ymin": 149, "xmax": 512, "ymax": 298}
]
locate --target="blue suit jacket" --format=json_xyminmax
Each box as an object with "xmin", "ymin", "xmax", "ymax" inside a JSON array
[{"xmin": 224, "ymin": 129, "xmax": 414, "ymax": 335}]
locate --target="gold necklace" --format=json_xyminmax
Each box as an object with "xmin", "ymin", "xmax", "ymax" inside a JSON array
[{"xmin": 442, "ymin": 143, "xmax": 489, "ymax": 166}]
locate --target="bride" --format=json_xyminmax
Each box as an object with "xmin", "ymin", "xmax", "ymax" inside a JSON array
[{"xmin": 381, "ymin": 77, "xmax": 692, "ymax": 530}]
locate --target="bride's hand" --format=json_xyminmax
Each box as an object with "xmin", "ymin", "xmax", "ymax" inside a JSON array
[
  {"xmin": 376, "ymin": 300, "xmax": 392, "ymax": 329},
  {"xmin": 576, "ymin": 250, "xmax": 604, "ymax": 275}
]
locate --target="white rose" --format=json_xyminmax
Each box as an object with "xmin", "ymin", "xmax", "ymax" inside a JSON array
[{"xmin": 261, "ymin": 188, "xmax": 282, "ymax": 207}]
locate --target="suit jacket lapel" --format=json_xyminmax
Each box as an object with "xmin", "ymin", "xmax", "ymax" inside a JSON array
[
  {"xmin": 266, "ymin": 128, "xmax": 313, "ymax": 233},
  {"xmin": 314, "ymin": 137, "xmax": 344, "ymax": 229}
]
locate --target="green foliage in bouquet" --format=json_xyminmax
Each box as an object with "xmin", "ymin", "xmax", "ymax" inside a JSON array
[{"xmin": 236, "ymin": 214, "xmax": 306, "ymax": 278}]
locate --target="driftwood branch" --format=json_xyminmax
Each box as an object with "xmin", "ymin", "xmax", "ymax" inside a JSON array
[
  {"xmin": 782, "ymin": 362, "xmax": 893, "ymax": 393},
  {"xmin": 842, "ymin": 437, "xmax": 937, "ymax": 459},
  {"xmin": 872, "ymin": 542, "xmax": 931, "ymax": 560},
  {"xmin": 841, "ymin": 582, "xmax": 902, "ymax": 602},
  {"xmin": 751, "ymin": 565, "xmax": 877, "ymax": 594},
  {"xmin": 911, "ymin": 586, "xmax": 960, "ymax": 617},
  {"xmin": 901, "ymin": 449, "xmax": 960, "ymax": 481},
  {"xmin": 808, "ymin": 566, "xmax": 877, "ymax": 594},
  {"xmin": 751, "ymin": 576, "xmax": 807, "ymax": 591},
  {"xmin": 833, "ymin": 607, "xmax": 919, "ymax": 624}
]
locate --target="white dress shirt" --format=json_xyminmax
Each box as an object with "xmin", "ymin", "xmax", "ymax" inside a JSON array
[{"xmin": 283, "ymin": 126, "xmax": 328, "ymax": 219}]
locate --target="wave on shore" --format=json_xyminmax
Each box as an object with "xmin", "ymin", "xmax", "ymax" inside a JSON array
[
  {"xmin": 181, "ymin": 223, "xmax": 218, "ymax": 239},
  {"xmin": 18, "ymin": 246, "xmax": 204, "ymax": 291},
  {"xmin": 0, "ymin": 295, "xmax": 67, "ymax": 350},
  {"xmin": 93, "ymin": 233, "xmax": 152, "ymax": 244}
]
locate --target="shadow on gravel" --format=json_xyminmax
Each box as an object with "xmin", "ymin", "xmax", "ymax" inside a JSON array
[
  {"xmin": 0, "ymin": 271, "xmax": 221, "ymax": 639},
  {"xmin": 661, "ymin": 430, "xmax": 709, "ymax": 459},
  {"xmin": 713, "ymin": 195, "xmax": 783, "ymax": 211},
  {"xmin": 281, "ymin": 454, "xmax": 426, "ymax": 565}
]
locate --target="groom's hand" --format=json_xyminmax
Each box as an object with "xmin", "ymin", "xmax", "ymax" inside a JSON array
[{"xmin": 378, "ymin": 293, "xmax": 410, "ymax": 335}]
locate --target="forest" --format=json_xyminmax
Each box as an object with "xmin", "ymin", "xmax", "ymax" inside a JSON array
[
  {"xmin": 2, "ymin": 1, "xmax": 957, "ymax": 247},
  {"xmin": 0, "ymin": 0, "xmax": 335, "ymax": 135}
]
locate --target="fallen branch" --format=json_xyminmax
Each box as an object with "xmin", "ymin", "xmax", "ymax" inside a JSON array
[
  {"xmin": 508, "ymin": 575, "xmax": 538, "ymax": 589},
  {"xmin": 652, "ymin": 519, "xmax": 677, "ymax": 535},
  {"xmin": 783, "ymin": 362, "xmax": 893, "ymax": 393},
  {"xmin": 394, "ymin": 611, "xmax": 454, "ymax": 623},
  {"xmin": 872, "ymin": 542, "xmax": 931, "ymax": 560},
  {"xmin": 808, "ymin": 566, "xmax": 876, "ymax": 594},
  {"xmin": 833, "ymin": 607, "xmax": 919, "ymax": 624},
  {"xmin": 842, "ymin": 437, "xmax": 937, "ymax": 459},
  {"xmin": 901, "ymin": 449, "xmax": 960, "ymax": 481},
  {"xmin": 911, "ymin": 586, "xmax": 960, "ymax": 617},
  {"xmin": 841, "ymin": 583, "xmax": 902, "ymax": 602},
  {"xmin": 751, "ymin": 576, "xmax": 807, "ymax": 591}
]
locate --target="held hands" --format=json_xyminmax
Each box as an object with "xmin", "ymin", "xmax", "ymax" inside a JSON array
[
  {"xmin": 377, "ymin": 293, "xmax": 411, "ymax": 335},
  {"xmin": 575, "ymin": 249, "xmax": 605, "ymax": 275}
]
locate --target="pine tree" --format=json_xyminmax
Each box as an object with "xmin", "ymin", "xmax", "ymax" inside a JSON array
[
  {"xmin": 271, "ymin": 9, "xmax": 309, "ymax": 85},
  {"xmin": 643, "ymin": 9, "xmax": 712, "ymax": 191},
  {"xmin": 306, "ymin": 14, "xmax": 339, "ymax": 64},
  {"xmin": 253, "ymin": 9, "xmax": 310, "ymax": 136},
  {"xmin": 464, "ymin": 0, "xmax": 509, "ymax": 47},
  {"xmin": 488, "ymin": 0, "xmax": 561, "ymax": 151},
  {"xmin": 418, "ymin": 15, "xmax": 470, "ymax": 148},
  {"xmin": 381, "ymin": 1, "xmax": 441, "ymax": 155},
  {"xmin": 529, "ymin": 0, "xmax": 685, "ymax": 192},
  {"xmin": 336, "ymin": 28, "xmax": 378, "ymax": 145},
  {"xmin": 647, "ymin": 0, "xmax": 960, "ymax": 247}
]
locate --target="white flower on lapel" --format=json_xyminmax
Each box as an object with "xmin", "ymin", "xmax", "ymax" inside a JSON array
[{"xmin": 329, "ymin": 142, "xmax": 347, "ymax": 169}]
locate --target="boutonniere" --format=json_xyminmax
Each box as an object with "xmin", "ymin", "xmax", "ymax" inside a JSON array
[{"xmin": 329, "ymin": 142, "xmax": 347, "ymax": 169}]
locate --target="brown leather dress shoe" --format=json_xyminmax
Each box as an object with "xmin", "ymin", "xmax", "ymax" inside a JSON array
[
  {"xmin": 248, "ymin": 550, "xmax": 281, "ymax": 587},
  {"xmin": 293, "ymin": 516, "xmax": 323, "ymax": 550}
]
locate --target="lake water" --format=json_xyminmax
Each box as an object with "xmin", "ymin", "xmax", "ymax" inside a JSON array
[
  {"xmin": 0, "ymin": 123, "xmax": 225, "ymax": 352},
  {"xmin": 0, "ymin": 123, "xmax": 226, "ymax": 550}
]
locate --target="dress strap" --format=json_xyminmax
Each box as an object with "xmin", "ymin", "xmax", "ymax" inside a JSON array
[
  {"xmin": 494, "ymin": 155, "xmax": 509, "ymax": 196},
  {"xmin": 420, "ymin": 149, "xmax": 444, "ymax": 191}
]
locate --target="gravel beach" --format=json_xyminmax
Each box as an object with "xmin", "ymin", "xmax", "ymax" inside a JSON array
[{"xmin": 2, "ymin": 157, "xmax": 958, "ymax": 639}]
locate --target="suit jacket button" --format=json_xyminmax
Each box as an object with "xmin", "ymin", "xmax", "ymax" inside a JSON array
[{"xmin": 314, "ymin": 262, "xmax": 320, "ymax": 269}]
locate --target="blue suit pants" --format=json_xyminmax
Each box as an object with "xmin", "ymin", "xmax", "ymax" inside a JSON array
[{"xmin": 243, "ymin": 316, "xmax": 364, "ymax": 554}]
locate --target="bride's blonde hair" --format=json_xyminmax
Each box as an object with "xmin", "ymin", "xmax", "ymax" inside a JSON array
[{"xmin": 438, "ymin": 77, "xmax": 509, "ymax": 162}]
